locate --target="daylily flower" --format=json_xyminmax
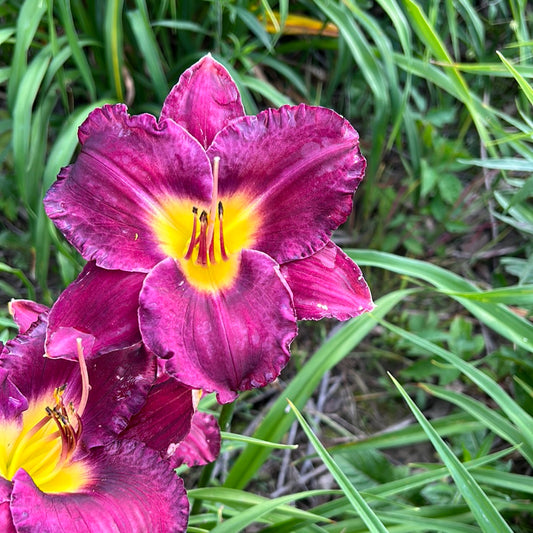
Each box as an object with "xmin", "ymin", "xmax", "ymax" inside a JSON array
[
  {"xmin": 0, "ymin": 302, "xmax": 218, "ymax": 532},
  {"xmin": 44, "ymin": 54, "xmax": 373, "ymax": 404}
]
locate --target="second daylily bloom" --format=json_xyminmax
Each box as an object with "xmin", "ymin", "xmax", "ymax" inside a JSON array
[
  {"xmin": 44, "ymin": 55, "xmax": 373, "ymax": 403},
  {"xmin": 2, "ymin": 301, "xmax": 220, "ymax": 532}
]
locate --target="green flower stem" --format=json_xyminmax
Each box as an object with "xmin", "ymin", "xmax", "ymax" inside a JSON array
[{"xmin": 191, "ymin": 401, "xmax": 235, "ymax": 515}]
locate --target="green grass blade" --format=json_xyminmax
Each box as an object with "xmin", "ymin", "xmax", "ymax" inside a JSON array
[
  {"xmin": 421, "ymin": 383, "xmax": 533, "ymax": 463},
  {"xmin": 348, "ymin": 250, "xmax": 533, "ymax": 353},
  {"xmin": 0, "ymin": 263, "xmax": 35, "ymax": 301},
  {"xmin": 7, "ymin": 0, "xmax": 47, "ymax": 111},
  {"xmin": 390, "ymin": 374, "xmax": 513, "ymax": 533},
  {"xmin": 127, "ymin": 4, "xmax": 168, "ymax": 102},
  {"xmin": 220, "ymin": 432, "xmax": 297, "ymax": 450},
  {"xmin": 331, "ymin": 412, "xmax": 483, "ymax": 453},
  {"xmin": 196, "ymin": 489, "xmax": 333, "ymax": 532},
  {"xmin": 380, "ymin": 320, "xmax": 533, "ymax": 453},
  {"xmin": 440, "ymin": 285, "xmax": 533, "ymax": 305},
  {"xmin": 289, "ymin": 400, "xmax": 388, "ymax": 533},
  {"xmin": 224, "ymin": 289, "xmax": 415, "ymax": 489},
  {"xmin": 56, "ymin": 0, "xmax": 96, "ymax": 101},
  {"xmin": 496, "ymin": 50, "xmax": 533, "ymax": 107},
  {"xmin": 239, "ymin": 75, "xmax": 293, "ymax": 107},
  {"xmin": 190, "ymin": 488, "xmax": 331, "ymax": 524},
  {"xmin": 105, "ymin": 0, "xmax": 125, "ymax": 101},
  {"xmin": 12, "ymin": 49, "xmax": 51, "ymax": 207}
]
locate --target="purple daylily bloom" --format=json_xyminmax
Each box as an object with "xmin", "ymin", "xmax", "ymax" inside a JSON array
[
  {"xmin": 44, "ymin": 54, "xmax": 373, "ymax": 404},
  {"xmin": 0, "ymin": 303, "xmax": 219, "ymax": 532}
]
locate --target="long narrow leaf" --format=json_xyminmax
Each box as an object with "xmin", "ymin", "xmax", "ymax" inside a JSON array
[
  {"xmin": 390, "ymin": 375, "xmax": 513, "ymax": 533},
  {"xmin": 289, "ymin": 400, "xmax": 388, "ymax": 533},
  {"xmin": 381, "ymin": 321, "xmax": 533, "ymax": 456},
  {"xmin": 348, "ymin": 250, "xmax": 533, "ymax": 353}
]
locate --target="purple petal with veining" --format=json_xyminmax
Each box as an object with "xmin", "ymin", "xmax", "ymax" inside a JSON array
[
  {"xmin": 171, "ymin": 411, "xmax": 221, "ymax": 468},
  {"xmin": 0, "ymin": 477, "xmax": 15, "ymax": 533},
  {"xmin": 139, "ymin": 251, "xmax": 297, "ymax": 404},
  {"xmin": 161, "ymin": 54, "xmax": 244, "ymax": 149},
  {"xmin": 280, "ymin": 241, "xmax": 374, "ymax": 320},
  {"xmin": 1, "ymin": 315, "xmax": 156, "ymax": 448},
  {"xmin": 0, "ymin": 369, "xmax": 27, "ymax": 422},
  {"xmin": 44, "ymin": 104, "xmax": 212, "ymax": 272},
  {"xmin": 209, "ymin": 104, "xmax": 366, "ymax": 263},
  {"xmin": 46, "ymin": 263, "xmax": 144, "ymax": 360},
  {"xmin": 8, "ymin": 300, "xmax": 49, "ymax": 334},
  {"xmin": 9, "ymin": 440, "xmax": 189, "ymax": 533},
  {"xmin": 119, "ymin": 376, "xmax": 194, "ymax": 455}
]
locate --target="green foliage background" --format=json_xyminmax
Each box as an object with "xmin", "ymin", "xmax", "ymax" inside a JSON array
[{"xmin": 1, "ymin": 0, "xmax": 532, "ymax": 531}]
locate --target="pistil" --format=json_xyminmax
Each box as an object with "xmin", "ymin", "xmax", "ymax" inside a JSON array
[{"xmin": 206, "ymin": 156, "xmax": 220, "ymax": 251}]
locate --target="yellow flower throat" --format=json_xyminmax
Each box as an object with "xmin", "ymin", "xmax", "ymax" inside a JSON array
[
  {"xmin": 0, "ymin": 339, "xmax": 91, "ymax": 493},
  {"xmin": 152, "ymin": 157, "xmax": 260, "ymax": 292}
]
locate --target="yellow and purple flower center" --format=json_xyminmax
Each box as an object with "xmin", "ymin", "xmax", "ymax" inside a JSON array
[
  {"xmin": 0, "ymin": 341, "xmax": 91, "ymax": 493},
  {"xmin": 151, "ymin": 157, "xmax": 260, "ymax": 292}
]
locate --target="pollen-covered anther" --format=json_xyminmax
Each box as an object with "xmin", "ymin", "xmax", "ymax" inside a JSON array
[{"xmin": 218, "ymin": 201, "xmax": 228, "ymax": 261}]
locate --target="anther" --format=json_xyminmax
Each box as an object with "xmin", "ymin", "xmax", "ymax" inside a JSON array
[{"xmin": 218, "ymin": 201, "xmax": 229, "ymax": 261}]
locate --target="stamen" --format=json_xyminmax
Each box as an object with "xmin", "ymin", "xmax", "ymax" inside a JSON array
[
  {"xmin": 184, "ymin": 207, "xmax": 199, "ymax": 260},
  {"xmin": 218, "ymin": 201, "xmax": 229, "ymax": 261},
  {"xmin": 206, "ymin": 156, "xmax": 220, "ymax": 251},
  {"xmin": 76, "ymin": 338, "xmax": 90, "ymax": 419},
  {"xmin": 196, "ymin": 211, "xmax": 209, "ymax": 266}
]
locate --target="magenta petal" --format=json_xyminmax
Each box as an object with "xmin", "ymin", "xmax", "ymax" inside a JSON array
[
  {"xmin": 171, "ymin": 411, "xmax": 221, "ymax": 468},
  {"xmin": 0, "ymin": 478, "xmax": 15, "ymax": 533},
  {"xmin": 161, "ymin": 55, "xmax": 244, "ymax": 149},
  {"xmin": 139, "ymin": 251, "xmax": 297, "ymax": 403},
  {"xmin": 209, "ymin": 104, "xmax": 366, "ymax": 263},
  {"xmin": 2, "ymin": 315, "xmax": 156, "ymax": 447},
  {"xmin": 1, "ymin": 318, "xmax": 77, "ymax": 406},
  {"xmin": 0, "ymin": 369, "xmax": 27, "ymax": 421},
  {"xmin": 46, "ymin": 263, "xmax": 145, "ymax": 360},
  {"xmin": 78, "ymin": 345, "xmax": 156, "ymax": 447},
  {"xmin": 8, "ymin": 300, "xmax": 48, "ymax": 334},
  {"xmin": 44, "ymin": 104, "xmax": 212, "ymax": 272},
  {"xmin": 280, "ymin": 241, "xmax": 374, "ymax": 321},
  {"xmin": 120, "ymin": 376, "xmax": 194, "ymax": 454},
  {"xmin": 10, "ymin": 440, "xmax": 189, "ymax": 533}
]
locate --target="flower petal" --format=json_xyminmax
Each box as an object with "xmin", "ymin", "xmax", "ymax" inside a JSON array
[
  {"xmin": 0, "ymin": 477, "xmax": 15, "ymax": 533},
  {"xmin": 280, "ymin": 241, "xmax": 374, "ymax": 320},
  {"xmin": 77, "ymin": 345, "xmax": 156, "ymax": 448},
  {"xmin": 161, "ymin": 54, "xmax": 244, "ymax": 149},
  {"xmin": 0, "ymin": 368, "xmax": 27, "ymax": 421},
  {"xmin": 119, "ymin": 376, "xmax": 194, "ymax": 455},
  {"xmin": 1, "ymin": 319, "xmax": 76, "ymax": 406},
  {"xmin": 2, "ymin": 316, "xmax": 156, "ymax": 447},
  {"xmin": 209, "ymin": 104, "xmax": 366, "ymax": 263},
  {"xmin": 46, "ymin": 263, "xmax": 144, "ymax": 360},
  {"xmin": 9, "ymin": 439, "xmax": 189, "ymax": 533},
  {"xmin": 171, "ymin": 411, "xmax": 221, "ymax": 468},
  {"xmin": 139, "ymin": 251, "xmax": 297, "ymax": 404},
  {"xmin": 44, "ymin": 104, "xmax": 213, "ymax": 272},
  {"xmin": 8, "ymin": 300, "xmax": 48, "ymax": 334}
]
